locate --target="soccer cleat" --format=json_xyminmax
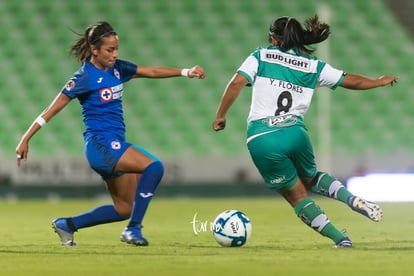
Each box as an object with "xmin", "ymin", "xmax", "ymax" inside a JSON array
[
  {"xmin": 348, "ymin": 196, "xmax": 383, "ymax": 222},
  {"xmin": 52, "ymin": 218, "xmax": 77, "ymax": 246},
  {"xmin": 334, "ymin": 237, "xmax": 353, "ymax": 248},
  {"xmin": 120, "ymin": 225, "xmax": 149, "ymax": 246}
]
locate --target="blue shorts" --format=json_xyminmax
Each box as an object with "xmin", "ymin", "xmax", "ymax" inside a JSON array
[{"xmin": 85, "ymin": 134, "xmax": 159, "ymax": 179}]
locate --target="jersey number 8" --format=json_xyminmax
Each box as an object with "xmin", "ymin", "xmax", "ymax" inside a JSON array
[{"xmin": 275, "ymin": 91, "xmax": 292, "ymax": 116}]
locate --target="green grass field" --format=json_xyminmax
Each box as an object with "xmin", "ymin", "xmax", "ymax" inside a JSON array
[{"xmin": 0, "ymin": 197, "xmax": 413, "ymax": 276}]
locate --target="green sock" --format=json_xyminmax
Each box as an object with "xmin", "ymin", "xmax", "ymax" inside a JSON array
[
  {"xmin": 311, "ymin": 172, "xmax": 353, "ymax": 204},
  {"xmin": 294, "ymin": 197, "xmax": 345, "ymax": 244}
]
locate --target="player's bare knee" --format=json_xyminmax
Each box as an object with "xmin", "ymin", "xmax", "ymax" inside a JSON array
[{"xmin": 114, "ymin": 201, "xmax": 133, "ymax": 218}]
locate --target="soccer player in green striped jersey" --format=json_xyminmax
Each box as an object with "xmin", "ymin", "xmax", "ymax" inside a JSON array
[{"xmin": 212, "ymin": 15, "xmax": 398, "ymax": 247}]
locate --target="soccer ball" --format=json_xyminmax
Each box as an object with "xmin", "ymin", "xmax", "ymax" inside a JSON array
[{"xmin": 212, "ymin": 210, "xmax": 252, "ymax": 247}]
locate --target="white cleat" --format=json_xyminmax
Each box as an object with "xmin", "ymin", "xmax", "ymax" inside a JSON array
[
  {"xmin": 52, "ymin": 218, "xmax": 77, "ymax": 246},
  {"xmin": 349, "ymin": 196, "xmax": 383, "ymax": 222}
]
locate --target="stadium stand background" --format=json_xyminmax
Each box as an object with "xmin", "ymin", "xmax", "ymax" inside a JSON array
[{"xmin": 0, "ymin": 0, "xmax": 413, "ymax": 196}]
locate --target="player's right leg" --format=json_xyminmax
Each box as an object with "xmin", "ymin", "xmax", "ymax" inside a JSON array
[
  {"xmin": 52, "ymin": 204, "xmax": 126, "ymax": 246},
  {"xmin": 292, "ymin": 124, "xmax": 383, "ymax": 223},
  {"xmin": 303, "ymin": 172, "xmax": 383, "ymax": 222}
]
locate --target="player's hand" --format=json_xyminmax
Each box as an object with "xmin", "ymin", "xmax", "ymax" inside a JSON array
[
  {"xmin": 378, "ymin": 75, "xmax": 398, "ymax": 86},
  {"xmin": 188, "ymin": 65, "xmax": 206, "ymax": 79},
  {"xmin": 15, "ymin": 140, "xmax": 29, "ymax": 168},
  {"xmin": 212, "ymin": 117, "xmax": 226, "ymax": 131}
]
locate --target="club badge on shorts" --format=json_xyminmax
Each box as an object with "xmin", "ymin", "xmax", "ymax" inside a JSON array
[{"xmin": 111, "ymin": 141, "xmax": 121, "ymax": 150}]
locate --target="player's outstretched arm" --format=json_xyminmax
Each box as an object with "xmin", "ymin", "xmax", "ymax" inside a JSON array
[
  {"xmin": 16, "ymin": 92, "xmax": 72, "ymax": 167},
  {"xmin": 212, "ymin": 73, "xmax": 248, "ymax": 131},
  {"xmin": 340, "ymin": 73, "xmax": 398, "ymax": 90},
  {"xmin": 134, "ymin": 65, "xmax": 205, "ymax": 79}
]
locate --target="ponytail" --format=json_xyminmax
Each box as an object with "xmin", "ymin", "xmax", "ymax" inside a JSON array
[
  {"xmin": 269, "ymin": 15, "xmax": 330, "ymax": 56},
  {"xmin": 69, "ymin": 28, "xmax": 91, "ymax": 63},
  {"xmin": 302, "ymin": 15, "xmax": 330, "ymax": 46},
  {"xmin": 69, "ymin": 21, "xmax": 117, "ymax": 63}
]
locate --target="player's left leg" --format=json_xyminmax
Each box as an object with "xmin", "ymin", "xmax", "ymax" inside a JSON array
[
  {"xmin": 113, "ymin": 145, "xmax": 164, "ymax": 246},
  {"xmin": 280, "ymin": 178, "xmax": 351, "ymax": 247}
]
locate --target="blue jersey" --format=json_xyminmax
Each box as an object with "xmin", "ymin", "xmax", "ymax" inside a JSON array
[{"xmin": 61, "ymin": 59, "xmax": 137, "ymax": 141}]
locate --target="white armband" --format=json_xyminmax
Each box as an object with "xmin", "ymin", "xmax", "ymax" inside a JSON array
[
  {"xmin": 35, "ymin": 116, "xmax": 47, "ymax": 127},
  {"xmin": 181, "ymin": 68, "xmax": 189, "ymax": 77}
]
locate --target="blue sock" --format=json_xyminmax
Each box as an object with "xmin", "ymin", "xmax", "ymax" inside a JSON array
[
  {"xmin": 71, "ymin": 204, "xmax": 126, "ymax": 231},
  {"xmin": 128, "ymin": 161, "xmax": 164, "ymax": 227}
]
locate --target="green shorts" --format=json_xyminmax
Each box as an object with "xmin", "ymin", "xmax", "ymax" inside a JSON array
[{"xmin": 246, "ymin": 115, "xmax": 317, "ymax": 191}]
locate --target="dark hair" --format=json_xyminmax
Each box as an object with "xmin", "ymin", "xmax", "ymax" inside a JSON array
[
  {"xmin": 269, "ymin": 15, "xmax": 330, "ymax": 56},
  {"xmin": 69, "ymin": 21, "xmax": 117, "ymax": 63}
]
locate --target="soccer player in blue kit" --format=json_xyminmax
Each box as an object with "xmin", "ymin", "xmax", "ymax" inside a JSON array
[{"xmin": 15, "ymin": 21, "xmax": 205, "ymax": 246}]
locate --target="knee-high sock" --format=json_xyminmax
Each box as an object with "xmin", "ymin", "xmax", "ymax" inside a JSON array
[
  {"xmin": 70, "ymin": 204, "xmax": 126, "ymax": 231},
  {"xmin": 294, "ymin": 197, "xmax": 345, "ymax": 243},
  {"xmin": 311, "ymin": 172, "xmax": 353, "ymax": 204},
  {"xmin": 128, "ymin": 161, "xmax": 164, "ymax": 227}
]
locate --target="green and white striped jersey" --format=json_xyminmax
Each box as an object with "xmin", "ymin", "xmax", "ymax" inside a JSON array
[{"xmin": 237, "ymin": 46, "xmax": 345, "ymax": 122}]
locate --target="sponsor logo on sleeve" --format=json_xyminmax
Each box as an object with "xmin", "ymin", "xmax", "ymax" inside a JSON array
[{"xmin": 65, "ymin": 79, "xmax": 75, "ymax": 91}]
